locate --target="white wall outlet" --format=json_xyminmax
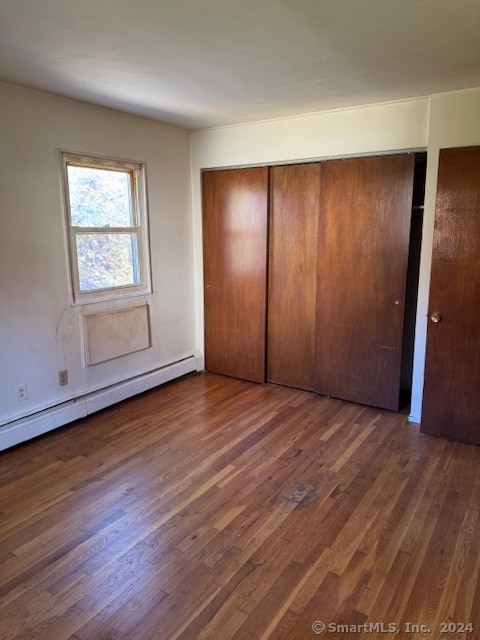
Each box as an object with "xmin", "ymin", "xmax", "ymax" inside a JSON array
[
  {"xmin": 16, "ymin": 384, "xmax": 27, "ymax": 401},
  {"xmin": 59, "ymin": 370, "xmax": 68, "ymax": 386}
]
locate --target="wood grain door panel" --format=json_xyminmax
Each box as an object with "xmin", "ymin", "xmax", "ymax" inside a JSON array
[
  {"xmin": 267, "ymin": 163, "xmax": 321, "ymax": 390},
  {"xmin": 421, "ymin": 146, "xmax": 480, "ymax": 444},
  {"xmin": 202, "ymin": 167, "xmax": 268, "ymax": 383},
  {"xmin": 315, "ymin": 154, "xmax": 415, "ymax": 410}
]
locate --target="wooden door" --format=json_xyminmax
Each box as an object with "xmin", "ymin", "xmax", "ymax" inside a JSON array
[
  {"xmin": 421, "ymin": 146, "xmax": 480, "ymax": 445},
  {"xmin": 267, "ymin": 163, "xmax": 321, "ymax": 390},
  {"xmin": 202, "ymin": 167, "xmax": 268, "ymax": 383},
  {"xmin": 315, "ymin": 154, "xmax": 415, "ymax": 410}
]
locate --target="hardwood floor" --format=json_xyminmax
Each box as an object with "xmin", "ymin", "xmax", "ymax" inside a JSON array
[{"xmin": 0, "ymin": 372, "xmax": 479, "ymax": 639}]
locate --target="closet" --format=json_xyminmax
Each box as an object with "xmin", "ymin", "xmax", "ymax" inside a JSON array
[
  {"xmin": 202, "ymin": 153, "xmax": 421, "ymax": 411},
  {"xmin": 267, "ymin": 163, "xmax": 321, "ymax": 391},
  {"xmin": 314, "ymin": 154, "xmax": 414, "ymax": 410},
  {"xmin": 202, "ymin": 167, "xmax": 268, "ymax": 383}
]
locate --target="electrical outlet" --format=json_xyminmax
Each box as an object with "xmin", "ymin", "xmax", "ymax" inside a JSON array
[
  {"xmin": 59, "ymin": 369, "xmax": 69, "ymax": 386},
  {"xmin": 16, "ymin": 384, "xmax": 27, "ymax": 401}
]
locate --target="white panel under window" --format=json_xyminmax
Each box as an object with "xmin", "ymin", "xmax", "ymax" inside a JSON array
[{"xmin": 83, "ymin": 304, "xmax": 150, "ymax": 365}]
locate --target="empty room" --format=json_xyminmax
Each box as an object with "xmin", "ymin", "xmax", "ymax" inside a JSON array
[{"xmin": 1, "ymin": 1, "xmax": 480, "ymax": 638}]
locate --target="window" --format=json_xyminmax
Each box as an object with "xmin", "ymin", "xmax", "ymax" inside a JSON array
[{"xmin": 61, "ymin": 152, "xmax": 151, "ymax": 304}]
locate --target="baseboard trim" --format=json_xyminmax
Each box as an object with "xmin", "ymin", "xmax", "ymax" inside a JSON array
[{"xmin": 0, "ymin": 356, "xmax": 198, "ymax": 452}]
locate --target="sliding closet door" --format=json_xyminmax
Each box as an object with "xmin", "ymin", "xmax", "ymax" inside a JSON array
[
  {"xmin": 202, "ymin": 167, "xmax": 268, "ymax": 383},
  {"xmin": 267, "ymin": 163, "xmax": 321, "ymax": 390},
  {"xmin": 315, "ymin": 154, "xmax": 415, "ymax": 410}
]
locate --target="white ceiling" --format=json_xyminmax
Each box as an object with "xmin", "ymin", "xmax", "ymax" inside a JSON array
[{"xmin": 0, "ymin": 0, "xmax": 479, "ymax": 130}]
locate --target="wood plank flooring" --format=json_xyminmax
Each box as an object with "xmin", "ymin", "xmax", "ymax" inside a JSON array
[{"xmin": 0, "ymin": 372, "xmax": 479, "ymax": 639}]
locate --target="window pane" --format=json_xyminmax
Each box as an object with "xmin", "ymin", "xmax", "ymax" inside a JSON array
[
  {"xmin": 76, "ymin": 233, "xmax": 139, "ymax": 291},
  {"xmin": 67, "ymin": 166, "xmax": 133, "ymax": 227}
]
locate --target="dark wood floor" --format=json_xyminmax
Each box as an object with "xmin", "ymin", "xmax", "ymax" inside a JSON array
[{"xmin": 0, "ymin": 373, "xmax": 479, "ymax": 640}]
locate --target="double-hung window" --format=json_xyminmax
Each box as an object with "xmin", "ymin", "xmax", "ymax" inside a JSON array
[{"xmin": 61, "ymin": 152, "xmax": 151, "ymax": 304}]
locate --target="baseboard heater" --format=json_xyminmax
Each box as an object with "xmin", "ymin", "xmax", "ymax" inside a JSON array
[{"xmin": 0, "ymin": 356, "xmax": 198, "ymax": 452}]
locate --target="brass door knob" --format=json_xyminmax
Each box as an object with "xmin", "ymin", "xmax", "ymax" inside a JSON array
[{"xmin": 430, "ymin": 312, "xmax": 442, "ymax": 323}]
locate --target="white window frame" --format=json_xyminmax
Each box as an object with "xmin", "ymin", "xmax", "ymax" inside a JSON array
[{"xmin": 61, "ymin": 151, "xmax": 152, "ymax": 305}]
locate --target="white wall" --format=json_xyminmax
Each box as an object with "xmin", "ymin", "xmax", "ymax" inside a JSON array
[
  {"xmin": 191, "ymin": 97, "xmax": 430, "ymax": 419},
  {"xmin": 2, "ymin": 82, "xmax": 479, "ymax": 445},
  {"xmin": 0, "ymin": 82, "xmax": 196, "ymax": 433}
]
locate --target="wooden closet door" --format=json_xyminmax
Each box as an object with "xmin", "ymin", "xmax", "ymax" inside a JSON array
[
  {"xmin": 315, "ymin": 154, "xmax": 415, "ymax": 410},
  {"xmin": 421, "ymin": 146, "xmax": 480, "ymax": 445},
  {"xmin": 267, "ymin": 163, "xmax": 321, "ymax": 390},
  {"xmin": 202, "ymin": 167, "xmax": 268, "ymax": 383}
]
